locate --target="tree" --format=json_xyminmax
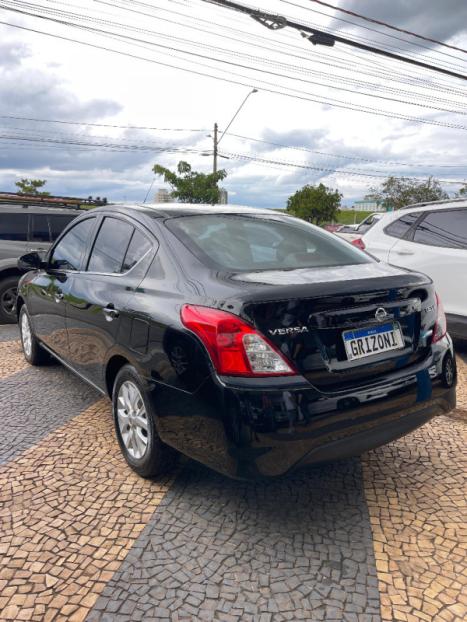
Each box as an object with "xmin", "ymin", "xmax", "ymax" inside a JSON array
[
  {"xmin": 15, "ymin": 178, "xmax": 49, "ymax": 195},
  {"xmin": 286, "ymin": 183, "xmax": 342, "ymax": 225},
  {"xmin": 456, "ymin": 184, "xmax": 467, "ymax": 197},
  {"xmin": 366, "ymin": 176, "xmax": 448, "ymax": 211},
  {"xmin": 153, "ymin": 161, "xmax": 227, "ymax": 204}
]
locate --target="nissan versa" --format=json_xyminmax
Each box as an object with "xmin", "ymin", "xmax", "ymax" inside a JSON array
[{"xmin": 16, "ymin": 205, "xmax": 456, "ymax": 479}]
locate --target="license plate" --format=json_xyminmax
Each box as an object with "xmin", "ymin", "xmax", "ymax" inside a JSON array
[{"xmin": 342, "ymin": 322, "xmax": 404, "ymax": 361}]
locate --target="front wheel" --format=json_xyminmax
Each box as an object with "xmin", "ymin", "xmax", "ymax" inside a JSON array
[
  {"xmin": 112, "ymin": 365, "xmax": 178, "ymax": 478},
  {"xmin": 19, "ymin": 306, "xmax": 49, "ymax": 365}
]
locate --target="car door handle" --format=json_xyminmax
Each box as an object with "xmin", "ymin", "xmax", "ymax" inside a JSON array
[
  {"xmin": 103, "ymin": 305, "xmax": 120, "ymax": 321},
  {"xmin": 54, "ymin": 291, "xmax": 64, "ymax": 303},
  {"xmin": 394, "ymin": 249, "xmax": 414, "ymax": 256}
]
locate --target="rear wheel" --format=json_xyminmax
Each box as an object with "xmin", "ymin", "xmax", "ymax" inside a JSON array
[
  {"xmin": 0, "ymin": 276, "xmax": 19, "ymax": 324},
  {"xmin": 112, "ymin": 365, "xmax": 178, "ymax": 478},
  {"xmin": 19, "ymin": 306, "xmax": 49, "ymax": 365}
]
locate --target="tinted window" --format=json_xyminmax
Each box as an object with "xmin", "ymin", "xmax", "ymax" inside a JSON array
[
  {"xmin": 413, "ymin": 209, "xmax": 467, "ymax": 249},
  {"xmin": 0, "ymin": 213, "xmax": 28, "ymax": 241},
  {"xmin": 49, "ymin": 215, "xmax": 77, "ymax": 241},
  {"xmin": 49, "ymin": 218, "xmax": 95, "ymax": 271},
  {"xmin": 30, "ymin": 214, "xmax": 50, "ymax": 242},
  {"xmin": 167, "ymin": 214, "xmax": 371, "ymax": 271},
  {"xmin": 384, "ymin": 212, "xmax": 419, "ymax": 239},
  {"xmin": 88, "ymin": 217, "xmax": 134, "ymax": 274},
  {"xmin": 122, "ymin": 230, "xmax": 152, "ymax": 272}
]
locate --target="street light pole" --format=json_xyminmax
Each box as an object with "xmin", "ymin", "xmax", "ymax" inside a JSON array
[
  {"xmin": 213, "ymin": 88, "xmax": 258, "ymax": 173},
  {"xmin": 213, "ymin": 122, "xmax": 219, "ymax": 174}
]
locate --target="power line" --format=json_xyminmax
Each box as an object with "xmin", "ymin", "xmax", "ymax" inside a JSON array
[
  {"xmin": 2, "ymin": 131, "xmax": 464, "ymax": 184},
  {"xmin": 305, "ymin": 0, "xmax": 467, "ymax": 55},
  {"xmin": 200, "ymin": 0, "xmax": 467, "ymax": 81},
  {"xmin": 3, "ymin": 19, "xmax": 467, "ymax": 133},
  {"xmin": 223, "ymin": 131, "xmax": 467, "ymax": 168},
  {"xmin": 0, "ymin": 114, "xmax": 206, "ymax": 132},
  {"xmin": 220, "ymin": 150, "xmax": 466, "ymax": 184},
  {"xmin": 2, "ymin": 3, "xmax": 466, "ymax": 117},
  {"xmin": 279, "ymin": 0, "xmax": 467, "ymax": 64},
  {"xmin": 50, "ymin": 0, "xmax": 467, "ymax": 97},
  {"xmin": 2, "ymin": 118, "xmax": 466, "ymax": 170}
]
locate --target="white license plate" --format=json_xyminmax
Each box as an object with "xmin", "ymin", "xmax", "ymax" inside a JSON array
[{"xmin": 342, "ymin": 322, "xmax": 404, "ymax": 361}]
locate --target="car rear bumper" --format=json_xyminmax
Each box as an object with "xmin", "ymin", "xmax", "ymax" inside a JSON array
[{"xmin": 154, "ymin": 342, "xmax": 456, "ymax": 479}]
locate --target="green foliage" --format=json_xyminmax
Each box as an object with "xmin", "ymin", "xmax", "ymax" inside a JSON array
[
  {"xmin": 336, "ymin": 210, "xmax": 376, "ymax": 225},
  {"xmin": 153, "ymin": 161, "xmax": 227, "ymax": 204},
  {"xmin": 456, "ymin": 184, "xmax": 467, "ymax": 197},
  {"xmin": 286, "ymin": 183, "xmax": 342, "ymax": 225},
  {"xmin": 366, "ymin": 176, "xmax": 448, "ymax": 211},
  {"xmin": 15, "ymin": 178, "xmax": 49, "ymax": 196}
]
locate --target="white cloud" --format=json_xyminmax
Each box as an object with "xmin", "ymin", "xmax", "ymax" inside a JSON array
[{"xmin": 1, "ymin": 0, "xmax": 466, "ymax": 207}]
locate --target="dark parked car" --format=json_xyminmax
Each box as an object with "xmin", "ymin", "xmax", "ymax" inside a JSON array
[
  {"xmin": 0, "ymin": 193, "xmax": 106, "ymax": 323},
  {"xmin": 16, "ymin": 204, "xmax": 456, "ymax": 480}
]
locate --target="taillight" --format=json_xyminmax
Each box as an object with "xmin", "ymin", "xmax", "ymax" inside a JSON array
[
  {"xmin": 352, "ymin": 237, "xmax": 366, "ymax": 250},
  {"xmin": 181, "ymin": 305, "xmax": 295, "ymax": 377},
  {"xmin": 432, "ymin": 293, "xmax": 447, "ymax": 343}
]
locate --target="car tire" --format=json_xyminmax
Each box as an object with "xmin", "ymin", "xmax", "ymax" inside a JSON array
[
  {"xmin": 0, "ymin": 276, "xmax": 19, "ymax": 324},
  {"xmin": 19, "ymin": 306, "xmax": 49, "ymax": 366},
  {"xmin": 112, "ymin": 365, "xmax": 178, "ymax": 478}
]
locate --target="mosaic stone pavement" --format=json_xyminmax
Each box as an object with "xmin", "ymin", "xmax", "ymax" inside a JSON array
[{"xmin": 0, "ymin": 325, "xmax": 465, "ymax": 622}]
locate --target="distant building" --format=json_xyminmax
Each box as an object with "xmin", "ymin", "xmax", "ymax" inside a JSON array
[
  {"xmin": 218, "ymin": 188, "xmax": 228, "ymax": 204},
  {"xmin": 154, "ymin": 188, "xmax": 172, "ymax": 203},
  {"xmin": 351, "ymin": 199, "xmax": 385, "ymax": 213}
]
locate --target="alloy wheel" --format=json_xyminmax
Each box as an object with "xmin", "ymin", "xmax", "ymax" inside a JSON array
[
  {"xmin": 21, "ymin": 312, "xmax": 32, "ymax": 358},
  {"xmin": 117, "ymin": 381, "xmax": 149, "ymax": 459}
]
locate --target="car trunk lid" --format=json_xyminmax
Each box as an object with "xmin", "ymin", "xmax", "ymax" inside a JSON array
[{"xmin": 231, "ymin": 264, "xmax": 433, "ymax": 392}]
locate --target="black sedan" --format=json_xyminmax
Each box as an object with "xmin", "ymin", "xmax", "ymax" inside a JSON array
[{"xmin": 16, "ymin": 204, "xmax": 456, "ymax": 479}]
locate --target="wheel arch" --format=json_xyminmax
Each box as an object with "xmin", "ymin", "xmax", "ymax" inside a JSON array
[{"xmin": 105, "ymin": 354, "xmax": 131, "ymax": 397}]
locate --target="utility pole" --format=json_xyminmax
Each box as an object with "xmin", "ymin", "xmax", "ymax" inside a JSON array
[{"xmin": 213, "ymin": 122, "xmax": 219, "ymax": 174}]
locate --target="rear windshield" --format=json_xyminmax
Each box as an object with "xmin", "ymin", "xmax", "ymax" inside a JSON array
[{"xmin": 166, "ymin": 214, "xmax": 371, "ymax": 271}]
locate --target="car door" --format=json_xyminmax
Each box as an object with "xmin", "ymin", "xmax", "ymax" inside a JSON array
[
  {"xmin": 65, "ymin": 215, "xmax": 153, "ymax": 389},
  {"xmin": 365, "ymin": 211, "xmax": 420, "ymax": 261},
  {"xmin": 27, "ymin": 216, "xmax": 97, "ymax": 358},
  {"xmin": 388, "ymin": 208, "xmax": 467, "ymax": 316}
]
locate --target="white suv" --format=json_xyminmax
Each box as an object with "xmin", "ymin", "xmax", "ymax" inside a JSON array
[{"xmin": 361, "ymin": 199, "xmax": 467, "ymax": 340}]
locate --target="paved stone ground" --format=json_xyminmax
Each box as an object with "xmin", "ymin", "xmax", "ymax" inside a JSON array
[
  {"xmin": 0, "ymin": 325, "xmax": 466, "ymax": 622},
  {"xmin": 88, "ymin": 460, "xmax": 381, "ymax": 622}
]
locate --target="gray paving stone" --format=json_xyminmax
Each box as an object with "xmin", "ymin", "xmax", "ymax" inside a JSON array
[
  {"xmin": 88, "ymin": 459, "xmax": 381, "ymax": 621},
  {"xmin": 0, "ymin": 351, "xmax": 100, "ymax": 465},
  {"xmin": 0, "ymin": 324, "xmax": 19, "ymax": 342}
]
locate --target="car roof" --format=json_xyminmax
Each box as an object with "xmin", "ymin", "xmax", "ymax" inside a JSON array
[
  {"xmin": 104, "ymin": 203, "xmax": 282, "ymax": 218},
  {"xmin": 0, "ymin": 204, "xmax": 84, "ymax": 215},
  {"xmin": 400, "ymin": 198, "xmax": 467, "ymax": 212}
]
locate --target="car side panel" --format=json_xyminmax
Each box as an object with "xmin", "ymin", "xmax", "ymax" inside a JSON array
[
  {"xmin": 24, "ymin": 271, "xmax": 69, "ymax": 357},
  {"xmin": 388, "ymin": 239, "xmax": 467, "ymax": 317}
]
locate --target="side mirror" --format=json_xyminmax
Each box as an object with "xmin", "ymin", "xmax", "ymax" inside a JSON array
[{"xmin": 17, "ymin": 252, "xmax": 46, "ymax": 272}]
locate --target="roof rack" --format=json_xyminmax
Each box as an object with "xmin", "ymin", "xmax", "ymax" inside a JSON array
[
  {"xmin": 400, "ymin": 197, "xmax": 467, "ymax": 210},
  {"xmin": 0, "ymin": 192, "xmax": 108, "ymax": 209}
]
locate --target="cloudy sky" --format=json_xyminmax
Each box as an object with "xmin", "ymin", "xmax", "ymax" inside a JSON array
[{"xmin": 1, "ymin": 0, "xmax": 467, "ymax": 208}]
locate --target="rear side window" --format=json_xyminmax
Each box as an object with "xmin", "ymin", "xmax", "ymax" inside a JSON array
[
  {"xmin": 122, "ymin": 230, "xmax": 152, "ymax": 272},
  {"xmin": 384, "ymin": 212, "xmax": 419, "ymax": 239},
  {"xmin": 49, "ymin": 215, "xmax": 77, "ymax": 241},
  {"xmin": 30, "ymin": 214, "xmax": 50, "ymax": 242},
  {"xmin": 167, "ymin": 214, "xmax": 371, "ymax": 271},
  {"xmin": 88, "ymin": 217, "xmax": 134, "ymax": 274},
  {"xmin": 0, "ymin": 213, "xmax": 28, "ymax": 241},
  {"xmin": 413, "ymin": 209, "xmax": 467, "ymax": 249},
  {"xmin": 49, "ymin": 218, "xmax": 95, "ymax": 271}
]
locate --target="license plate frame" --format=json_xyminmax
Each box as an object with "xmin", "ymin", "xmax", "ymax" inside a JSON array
[{"xmin": 342, "ymin": 322, "xmax": 404, "ymax": 361}]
